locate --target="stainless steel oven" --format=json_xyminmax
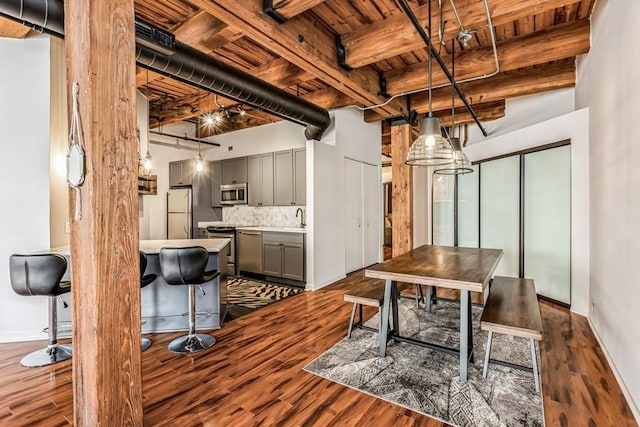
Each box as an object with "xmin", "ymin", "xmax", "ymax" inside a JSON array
[
  {"xmin": 220, "ymin": 183, "xmax": 247, "ymax": 205},
  {"xmin": 206, "ymin": 226, "xmax": 236, "ymax": 276}
]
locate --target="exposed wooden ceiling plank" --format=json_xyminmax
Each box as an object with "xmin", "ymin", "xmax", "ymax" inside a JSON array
[
  {"xmin": 342, "ymin": 0, "xmax": 582, "ymax": 69},
  {"xmin": 272, "ymin": 0, "xmax": 327, "ymax": 19},
  {"xmin": 384, "ymin": 19, "xmax": 589, "ymax": 95},
  {"xmin": 252, "ymin": 57, "xmax": 315, "ymax": 88},
  {"xmin": 188, "ymin": 0, "xmax": 405, "ymax": 117},
  {"xmin": 365, "ymin": 60, "xmax": 576, "ymax": 122},
  {"xmin": 172, "ymin": 10, "xmax": 243, "ymax": 52},
  {"xmin": 0, "ymin": 17, "xmax": 31, "ymax": 38},
  {"xmin": 302, "ymin": 87, "xmax": 354, "ymax": 109}
]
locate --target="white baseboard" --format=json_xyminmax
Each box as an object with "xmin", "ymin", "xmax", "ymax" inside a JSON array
[
  {"xmin": 587, "ymin": 317, "xmax": 640, "ymax": 424},
  {"xmin": 0, "ymin": 331, "xmax": 46, "ymax": 344},
  {"xmin": 305, "ymin": 274, "xmax": 347, "ymax": 291}
]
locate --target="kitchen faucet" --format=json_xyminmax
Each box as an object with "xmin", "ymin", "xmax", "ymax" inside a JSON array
[{"xmin": 296, "ymin": 208, "xmax": 306, "ymax": 228}]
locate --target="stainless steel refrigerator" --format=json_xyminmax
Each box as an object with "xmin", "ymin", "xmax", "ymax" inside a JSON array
[{"xmin": 167, "ymin": 188, "xmax": 192, "ymax": 239}]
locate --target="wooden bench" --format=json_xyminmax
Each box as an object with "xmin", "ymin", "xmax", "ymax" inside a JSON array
[
  {"xmin": 480, "ymin": 276, "xmax": 543, "ymax": 392},
  {"xmin": 343, "ymin": 281, "xmax": 386, "ymax": 339}
]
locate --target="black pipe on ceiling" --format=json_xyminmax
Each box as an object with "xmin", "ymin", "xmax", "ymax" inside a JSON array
[
  {"xmin": 395, "ymin": 0, "xmax": 488, "ymax": 137},
  {"xmin": 0, "ymin": 0, "xmax": 331, "ymax": 141}
]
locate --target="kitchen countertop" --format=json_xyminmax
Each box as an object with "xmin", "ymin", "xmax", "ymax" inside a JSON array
[
  {"xmin": 236, "ymin": 226, "xmax": 306, "ymax": 234},
  {"xmin": 45, "ymin": 238, "xmax": 231, "ymax": 255}
]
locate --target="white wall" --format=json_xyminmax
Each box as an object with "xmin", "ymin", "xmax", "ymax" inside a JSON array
[
  {"xmin": 308, "ymin": 108, "xmax": 381, "ymax": 289},
  {"xmin": 575, "ymin": 0, "xmax": 640, "ymax": 419},
  {"xmin": 49, "ymin": 38, "xmax": 69, "ymax": 248},
  {"xmin": 463, "ymin": 107, "xmax": 590, "ymax": 317},
  {"xmin": 0, "ymin": 36, "xmax": 53, "ymax": 342}
]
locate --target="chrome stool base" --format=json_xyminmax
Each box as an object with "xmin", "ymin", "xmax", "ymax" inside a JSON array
[
  {"xmin": 168, "ymin": 334, "xmax": 215, "ymax": 354},
  {"xmin": 141, "ymin": 337, "xmax": 152, "ymax": 351},
  {"xmin": 21, "ymin": 344, "xmax": 72, "ymax": 367}
]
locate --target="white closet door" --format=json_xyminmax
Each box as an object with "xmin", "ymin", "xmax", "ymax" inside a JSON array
[
  {"xmin": 344, "ymin": 158, "xmax": 364, "ymax": 273},
  {"xmin": 525, "ymin": 146, "xmax": 571, "ymax": 304},
  {"xmin": 480, "ymin": 156, "xmax": 520, "ymax": 277},
  {"xmin": 363, "ymin": 163, "xmax": 380, "ymax": 267}
]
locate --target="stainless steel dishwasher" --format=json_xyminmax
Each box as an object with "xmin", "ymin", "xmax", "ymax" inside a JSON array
[{"xmin": 237, "ymin": 230, "xmax": 262, "ymax": 274}]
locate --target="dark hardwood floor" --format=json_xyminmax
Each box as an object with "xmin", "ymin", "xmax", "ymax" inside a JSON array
[{"xmin": 0, "ymin": 271, "xmax": 636, "ymax": 426}]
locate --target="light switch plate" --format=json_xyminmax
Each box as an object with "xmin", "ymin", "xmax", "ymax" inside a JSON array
[{"xmin": 65, "ymin": 222, "xmax": 71, "ymax": 234}]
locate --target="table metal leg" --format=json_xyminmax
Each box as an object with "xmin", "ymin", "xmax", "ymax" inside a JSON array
[
  {"xmin": 425, "ymin": 285, "xmax": 434, "ymax": 312},
  {"xmin": 379, "ymin": 279, "xmax": 393, "ymax": 357},
  {"xmin": 460, "ymin": 289, "xmax": 470, "ymax": 382},
  {"xmin": 391, "ymin": 281, "xmax": 399, "ymax": 335},
  {"xmin": 531, "ymin": 339, "xmax": 540, "ymax": 393},
  {"xmin": 482, "ymin": 331, "xmax": 493, "ymax": 378}
]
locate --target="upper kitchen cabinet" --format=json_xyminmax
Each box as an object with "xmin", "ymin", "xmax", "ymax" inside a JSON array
[
  {"xmin": 210, "ymin": 160, "xmax": 222, "ymax": 207},
  {"xmin": 274, "ymin": 148, "xmax": 305, "ymax": 206},
  {"xmin": 248, "ymin": 153, "xmax": 274, "ymax": 206},
  {"xmin": 222, "ymin": 157, "xmax": 248, "ymax": 185},
  {"xmin": 169, "ymin": 159, "xmax": 193, "ymax": 187}
]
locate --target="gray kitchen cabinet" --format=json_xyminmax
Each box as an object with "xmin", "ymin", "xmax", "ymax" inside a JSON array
[
  {"xmin": 282, "ymin": 242, "xmax": 304, "ymax": 281},
  {"xmin": 248, "ymin": 153, "xmax": 274, "ymax": 206},
  {"xmin": 262, "ymin": 242, "xmax": 282, "ymax": 277},
  {"xmin": 210, "ymin": 160, "xmax": 222, "ymax": 207},
  {"xmin": 262, "ymin": 232, "xmax": 304, "ymax": 282},
  {"xmin": 274, "ymin": 150, "xmax": 294, "ymax": 206},
  {"xmin": 293, "ymin": 148, "xmax": 306, "ymax": 205},
  {"xmin": 169, "ymin": 159, "xmax": 193, "ymax": 187},
  {"xmin": 222, "ymin": 157, "xmax": 248, "ymax": 185}
]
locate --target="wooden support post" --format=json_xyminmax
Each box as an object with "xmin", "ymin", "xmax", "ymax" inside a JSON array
[
  {"xmin": 64, "ymin": 1, "xmax": 142, "ymax": 425},
  {"xmin": 391, "ymin": 123, "xmax": 413, "ymax": 257}
]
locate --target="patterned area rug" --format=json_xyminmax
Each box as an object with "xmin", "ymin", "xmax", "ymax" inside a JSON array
[
  {"xmin": 304, "ymin": 299, "xmax": 544, "ymax": 427},
  {"xmin": 226, "ymin": 276, "xmax": 303, "ymax": 310}
]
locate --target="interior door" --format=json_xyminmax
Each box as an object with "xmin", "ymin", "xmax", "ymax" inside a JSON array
[
  {"xmin": 344, "ymin": 158, "xmax": 364, "ymax": 273},
  {"xmin": 362, "ymin": 163, "xmax": 380, "ymax": 267}
]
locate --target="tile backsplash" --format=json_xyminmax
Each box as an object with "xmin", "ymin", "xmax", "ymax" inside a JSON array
[{"xmin": 223, "ymin": 205, "xmax": 305, "ymax": 227}]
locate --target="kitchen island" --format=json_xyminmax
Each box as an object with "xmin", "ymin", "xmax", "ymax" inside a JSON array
[{"xmin": 47, "ymin": 239, "xmax": 230, "ymax": 334}]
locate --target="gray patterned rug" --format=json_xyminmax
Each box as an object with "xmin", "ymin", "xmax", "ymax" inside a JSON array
[
  {"xmin": 304, "ymin": 298, "xmax": 544, "ymax": 427},
  {"xmin": 226, "ymin": 276, "xmax": 303, "ymax": 310}
]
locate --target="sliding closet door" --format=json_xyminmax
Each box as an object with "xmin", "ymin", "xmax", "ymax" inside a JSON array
[
  {"xmin": 524, "ymin": 146, "xmax": 571, "ymax": 303},
  {"xmin": 480, "ymin": 156, "xmax": 520, "ymax": 277},
  {"xmin": 458, "ymin": 164, "xmax": 479, "ymax": 248},
  {"xmin": 432, "ymin": 174, "xmax": 455, "ymax": 246}
]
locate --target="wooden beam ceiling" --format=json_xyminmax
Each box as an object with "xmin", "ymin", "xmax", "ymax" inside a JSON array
[
  {"xmin": 384, "ymin": 20, "xmax": 590, "ymax": 95},
  {"xmin": 341, "ymin": 0, "xmax": 583, "ymax": 69},
  {"xmin": 272, "ymin": 0, "xmax": 328, "ymax": 19},
  {"xmin": 366, "ymin": 60, "xmax": 576, "ymax": 122},
  {"xmin": 173, "ymin": 10, "xmax": 243, "ymax": 52},
  {"xmin": 0, "ymin": 17, "xmax": 31, "ymax": 38},
  {"xmin": 188, "ymin": 0, "xmax": 406, "ymax": 118}
]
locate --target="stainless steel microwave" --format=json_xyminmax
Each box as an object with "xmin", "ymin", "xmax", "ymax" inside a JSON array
[{"xmin": 220, "ymin": 183, "xmax": 248, "ymax": 205}]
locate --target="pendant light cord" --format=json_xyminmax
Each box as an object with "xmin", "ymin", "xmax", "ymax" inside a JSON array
[
  {"xmin": 451, "ymin": 38, "xmax": 455, "ymax": 137},
  {"xmin": 427, "ymin": 0, "xmax": 433, "ymax": 118}
]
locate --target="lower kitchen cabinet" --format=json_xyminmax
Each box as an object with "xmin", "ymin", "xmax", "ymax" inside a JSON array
[{"xmin": 262, "ymin": 232, "xmax": 304, "ymax": 282}]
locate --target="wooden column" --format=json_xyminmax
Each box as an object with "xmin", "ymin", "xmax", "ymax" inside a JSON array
[
  {"xmin": 391, "ymin": 123, "xmax": 413, "ymax": 257},
  {"xmin": 64, "ymin": 1, "xmax": 142, "ymax": 425}
]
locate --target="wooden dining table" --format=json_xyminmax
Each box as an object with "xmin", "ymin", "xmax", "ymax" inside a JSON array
[{"xmin": 365, "ymin": 244, "xmax": 503, "ymax": 383}]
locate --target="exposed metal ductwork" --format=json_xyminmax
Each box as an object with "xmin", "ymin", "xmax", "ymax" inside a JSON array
[{"xmin": 0, "ymin": 0, "xmax": 331, "ymax": 140}]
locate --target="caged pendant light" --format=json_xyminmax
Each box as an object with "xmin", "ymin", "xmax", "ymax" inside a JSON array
[
  {"xmin": 435, "ymin": 39, "xmax": 473, "ymax": 175},
  {"xmin": 406, "ymin": 0, "xmax": 453, "ymax": 167}
]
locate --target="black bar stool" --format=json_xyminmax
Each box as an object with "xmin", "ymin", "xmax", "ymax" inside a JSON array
[
  {"xmin": 159, "ymin": 246, "xmax": 220, "ymax": 354},
  {"xmin": 140, "ymin": 251, "xmax": 158, "ymax": 351},
  {"xmin": 9, "ymin": 254, "xmax": 72, "ymax": 367}
]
